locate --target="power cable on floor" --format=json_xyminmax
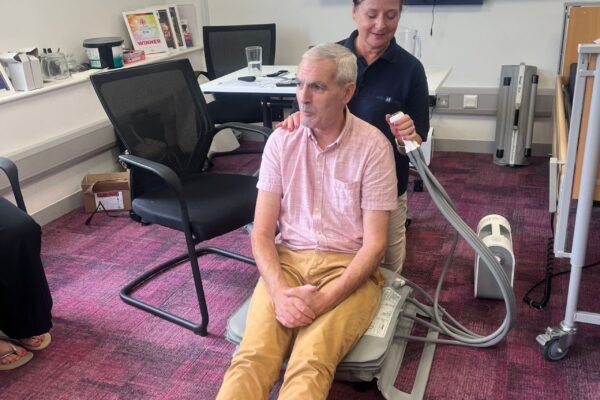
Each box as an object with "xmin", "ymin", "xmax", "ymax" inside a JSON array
[{"xmin": 523, "ymin": 213, "xmax": 600, "ymax": 309}]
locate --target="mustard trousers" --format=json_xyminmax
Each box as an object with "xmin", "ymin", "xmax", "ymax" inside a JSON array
[{"xmin": 216, "ymin": 246, "xmax": 384, "ymax": 400}]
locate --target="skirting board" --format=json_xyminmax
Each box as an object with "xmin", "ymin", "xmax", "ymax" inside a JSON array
[
  {"xmin": 0, "ymin": 120, "xmax": 116, "ymax": 190},
  {"xmin": 23, "ymin": 139, "xmax": 552, "ymax": 226},
  {"xmin": 0, "ymin": 120, "xmax": 118, "ymax": 225},
  {"xmin": 31, "ymin": 191, "xmax": 85, "ymax": 227},
  {"xmin": 433, "ymin": 87, "xmax": 554, "ymax": 117},
  {"xmin": 1, "ymin": 125, "xmax": 551, "ymax": 226},
  {"xmin": 242, "ymin": 133, "xmax": 552, "ymax": 157},
  {"xmin": 434, "ymin": 138, "xmax": 552, "ymax": 156}
]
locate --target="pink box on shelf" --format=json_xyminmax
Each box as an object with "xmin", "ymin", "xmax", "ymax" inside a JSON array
[{"xmin": 123, "ymin": 49, "xmax": 146, "ymax": 65}]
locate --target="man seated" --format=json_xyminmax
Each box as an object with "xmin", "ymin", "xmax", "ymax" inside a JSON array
[{"xmin": 216, "ymin": 43, "xmax": 397, "ymax": 400}]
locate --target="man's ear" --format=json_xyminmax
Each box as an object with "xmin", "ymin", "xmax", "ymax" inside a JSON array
[{"xmin": 343, "ymin": 82, "xmax": 356, "ymax": 104}]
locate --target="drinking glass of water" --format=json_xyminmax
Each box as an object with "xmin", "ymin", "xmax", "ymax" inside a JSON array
[{"xmin": 245, "ymin": 46, "xmax": 262, "ymax": 76}]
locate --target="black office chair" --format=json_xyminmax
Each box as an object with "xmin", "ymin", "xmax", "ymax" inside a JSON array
[
  {"xmin": 90, "ymin": 59, "xmax": 270, "ymax": 336},
  {"xmin": 0, "ymin": 157, "xmax": 26, "ymax": 213},
  {"xmin": 199, "ymin": 23, "xmax": 283, "ymax": 124}
]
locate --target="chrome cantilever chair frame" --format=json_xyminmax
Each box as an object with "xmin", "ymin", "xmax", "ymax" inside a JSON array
[{"xmin": 117, "ymin": 154, "xmax": 257, "ymax": 336}]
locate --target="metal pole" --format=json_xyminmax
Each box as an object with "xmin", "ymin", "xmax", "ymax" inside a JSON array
[
  {"xmin": 554, "ymin": 52, "xmax": 589, "ymax": 256},
  {"xmin": 524, "ymin": 74, "xmax": 538, "ymax": 157},
  {"xmin": 562, "ymin": 49, "xmax": 600, "ymax": 328},
  {"xmin": 496, "ymin": 77, "xmax": 511, "ymax": 159}
]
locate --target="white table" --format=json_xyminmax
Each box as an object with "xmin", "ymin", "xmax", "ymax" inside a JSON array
[
  {"xmin": 200, "ymin": 65, "xmax": 452, "ymax": 126},
  {"xmin": 200, "ymin": 65, "xmax": 297, "ymax": 97},
  {"xmin": 200, "ymin": 65, "xmax": 297, "ymax": 127},
  {"xmin": 424, "ymin": 66, "xmax": 452, "ymax": 97},
  {"xmin": 422, "ymin": 66, "xmax": 452, "ymax": 166}
]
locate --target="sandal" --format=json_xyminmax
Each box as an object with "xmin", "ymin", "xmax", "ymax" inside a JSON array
[
  {"xmin": 15, "ymin": 333, "xmax": 52, "ymax": 351},
  {"xmin": 0, "ymin": 342, "xmax": 33, "ymax": 371}
]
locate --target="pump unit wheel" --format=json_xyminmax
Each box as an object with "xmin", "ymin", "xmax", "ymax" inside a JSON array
[{"xmin": 541, "ymin": 338, "xmax": 569, "ymax": 361}]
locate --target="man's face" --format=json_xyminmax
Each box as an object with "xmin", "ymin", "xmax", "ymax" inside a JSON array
[{"xmin": 296, "ymin": 58, "xmax": 354, "ymax": 130}]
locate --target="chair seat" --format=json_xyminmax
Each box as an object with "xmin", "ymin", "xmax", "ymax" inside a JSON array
[
  {"xmin": 208, "ymin": 96, "xmax": 265, "ymax": 124},
  {"xmin": 133, "ymin": 173, "xmax": 258, "ymax": 242}
]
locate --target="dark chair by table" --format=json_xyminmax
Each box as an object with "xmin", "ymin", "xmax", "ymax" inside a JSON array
[
  {"xmin": 199, "ymin": 23, "xmax": 283, "ymax": 125},
  {"xmin": 90, "ymin": 58, "xmax": 269, "ymax": 336}
]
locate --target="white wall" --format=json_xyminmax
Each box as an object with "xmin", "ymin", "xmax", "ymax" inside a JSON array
[
  {"xmin": 0, "ymin": 0, "xmax": 203, "ymax": 224},
  {"xmin": 204, "ymin": 0, "xmax": 588, "ymax": 88},
  {"xmin": 203, "ymin": 0, "xmax": 598, "ymax": 146},
  {"xmin": 0, "ymin": 0, "xmax": 167, "ymax": 65}
]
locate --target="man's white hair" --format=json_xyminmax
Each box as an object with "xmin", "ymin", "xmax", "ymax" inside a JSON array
[{"xmin": 301, "ymin": 43, "xmax": 357, "ymax": 86}]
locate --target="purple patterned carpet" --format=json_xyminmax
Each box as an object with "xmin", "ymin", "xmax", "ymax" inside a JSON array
[{"xmin": 2, "ymin": 149, "xmax": 599, "ymax": 399}]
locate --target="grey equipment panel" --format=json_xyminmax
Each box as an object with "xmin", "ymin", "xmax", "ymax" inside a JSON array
[{"xmin": 494, "ymin": 63, "xmax": 538, "ymax": 166}]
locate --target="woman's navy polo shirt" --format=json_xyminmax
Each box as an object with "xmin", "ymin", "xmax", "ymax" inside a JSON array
[
  {"xmin": 340, "ymin": 30, "xmax": 430, "ymax": 197},
  {"xmin": 292, "ymin": 31, "xmax": 430, "ymax": 196}
]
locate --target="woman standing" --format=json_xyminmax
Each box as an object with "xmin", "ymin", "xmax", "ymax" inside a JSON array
[{"xmin": 280, "ymin": 0, "xmax": 429, "ymax": 273}]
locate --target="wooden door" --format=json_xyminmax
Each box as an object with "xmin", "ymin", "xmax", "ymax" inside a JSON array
[
  {"xmin": 572, "ymin": 53, "xmax": 600, "ymax": 200},
  {"xmin": 560, "ymin": 5, "xmax": 600, "ymax": 84}
]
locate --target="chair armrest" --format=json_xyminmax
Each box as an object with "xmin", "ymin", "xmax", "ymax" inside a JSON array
[
  {"xmin": 0, "ymin": 157, "xmax": 27, "ymax": 212},
  {"xmin": 118, "ymin": 154, "xmax": 193, "ymax": 227},
  {"xmin": 216, "ymin": 122, "xmax": 272, "ymax": 141},
  {"xmin": 194, "ymin": 70, "xmax": 210, "ymax": 80}
]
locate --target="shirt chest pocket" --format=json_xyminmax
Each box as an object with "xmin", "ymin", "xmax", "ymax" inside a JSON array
[{"xmin": 330, "ymin": 180, "xmax": 361, "ymax": 215}]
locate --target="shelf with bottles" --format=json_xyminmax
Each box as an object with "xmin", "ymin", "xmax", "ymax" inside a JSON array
[{"xmin": 0, "ymin": 46, "xmax": 202, "ymax": 106}]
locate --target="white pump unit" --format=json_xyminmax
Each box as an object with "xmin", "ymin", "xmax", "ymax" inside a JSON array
[{"xmin": 474, "ymin": 214, "xmax": 515, "ymax": 299}]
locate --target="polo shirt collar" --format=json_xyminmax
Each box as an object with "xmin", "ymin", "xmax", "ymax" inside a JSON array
[{"xmin": 345, "ymin": 30, "xmax": 402, "ymax": 64}]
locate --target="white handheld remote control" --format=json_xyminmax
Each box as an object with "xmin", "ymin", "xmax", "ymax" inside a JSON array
[
  {"xmin": 389, "ymin": 111, "xmax": 404, "ymax": 124},
  {"xmin": 389, "ymin": 111, "xmax": 420, "ymax": 153}
]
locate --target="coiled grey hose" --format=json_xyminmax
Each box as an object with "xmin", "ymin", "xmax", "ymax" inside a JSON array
[{"xmin": 396, "ymin": 144, "xmax": 517, "ymax": 347}]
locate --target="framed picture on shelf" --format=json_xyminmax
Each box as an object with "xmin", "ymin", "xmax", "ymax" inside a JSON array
[
  {"xmin": 122, "ymin": 10, "xmax": 169, "ymax": 54},
  {"xmin": 180, "ymin": 19, "xmax": 194, "ymax": 47},
  {"xmin": 153, "ymin": 6, "xmax": 178, "ymax": 50},
  {"xmin": 166, "ymin": 5, "xmax": 187, "ymax": 49},
  {"xmin": 0, "ymin": 64, "xmax": 14, "ymax": 95},
  {"xmin": 162, "ymin": 0, "xmax": 202, "ymax": 48}
]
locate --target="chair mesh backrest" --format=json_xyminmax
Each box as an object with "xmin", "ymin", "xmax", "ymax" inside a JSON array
[
  {"xmin": 203, "ymin": 24, "xmax": 276, "ymax": 79},
  {"xmin": 90, "ymin": 59, "xmax": 214, "ymax": 193}
]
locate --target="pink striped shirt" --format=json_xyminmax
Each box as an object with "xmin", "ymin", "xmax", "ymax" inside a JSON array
[{"xmin": 257, "ymin": 110, "xmax": 397, "ymax": 253}]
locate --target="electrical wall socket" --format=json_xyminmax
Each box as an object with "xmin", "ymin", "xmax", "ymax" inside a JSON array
[
  {"xmin": 463, "ymin": 94, "xmax": 479, "ymax": 109},
  {"xmin": 436, "ymin": 94, "xmax": 449, "ymax": 108}
]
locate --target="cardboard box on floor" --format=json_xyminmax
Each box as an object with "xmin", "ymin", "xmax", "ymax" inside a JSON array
[{"xmin": 81, "ymin": 172, "xmax": 131, "ymax": 212}]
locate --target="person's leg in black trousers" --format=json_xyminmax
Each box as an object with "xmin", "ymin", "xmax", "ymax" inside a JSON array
[{"xmin": 0, "ymin": 197, "xmax": 53, "ymax": 341}]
